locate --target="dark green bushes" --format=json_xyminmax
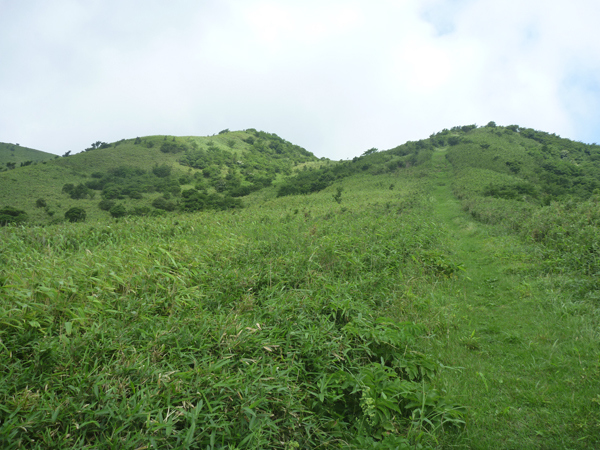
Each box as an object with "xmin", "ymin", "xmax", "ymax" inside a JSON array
[
  {"xmin": 62, "ymin": 183, "xmax": 91, "ymax": 199},
  {"xmin": 160, "ymin": 141, "xmax": 187, "ymax": 154},
  {"xmin": 152, "ymin": 197, "xmax": 176, "ymax": 211},
  {"xmin": 109, "ymin": 204, "xmax": 127, "ymax": 218},
  {"xmin": 64, "ymin": 207, "xmax": 86, "ymax": 223},
  {"xmin": 483, "ymin": 182, "xmax": 538, "ymax": 201},
  {"xmin": 0, "ymin": 206, "xmax": 27, "ymax": 226}
]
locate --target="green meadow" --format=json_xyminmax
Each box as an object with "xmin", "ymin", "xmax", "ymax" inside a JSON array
[{"xmin": 1, "ymin": 125, "xmax": 599, "ymax": 448}]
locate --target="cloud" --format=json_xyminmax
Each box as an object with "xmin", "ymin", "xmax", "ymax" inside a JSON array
[{"xmin": 0, "ymin": 0, "xmax": 599, "ymax": 158}]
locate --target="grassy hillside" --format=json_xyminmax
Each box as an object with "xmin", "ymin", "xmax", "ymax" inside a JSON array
[
  {"xmin": 1, "ymin": 123, "xmax": 599, "ymax": 449},
  {"xmin": 0, "ymin": 130, "xmax": 319, "ymax": 225},
  {"xmin": 0, "ymin": 142, "xmax": 56, "ymax": 168}
]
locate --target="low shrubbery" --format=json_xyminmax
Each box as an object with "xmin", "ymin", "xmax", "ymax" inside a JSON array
[{"xmin": 0, "ymin": 206, "xmax": 27, "ymax": 226}]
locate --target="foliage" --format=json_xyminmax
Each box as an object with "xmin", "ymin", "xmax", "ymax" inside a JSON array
[
  {"xmin": 35, "ymin": 198, "xmax": 47, "ymax": 208},
  {"xmin": 277, "ymin": 142, "xmax": 432, "ymax": 198},
  {"xmin": 160, "ymin": 141, "xmax": 188, "ymax": 154},
  {"xmin": 109, "ymin": 203, "xmax": 127, "ymax": 218},
  {"xmin": 64, "ymin": 206, "xmax": 86, "ymax": 222},
  {"xmin": 152, "ymin": 164, "xmax": 172, "ymax": 178},
  {"xmin": 333, "ymin": 186, "xmax": 343, "ymax": 204},
  {"xmin": 0, "ymin": 171, "xmax": 469, "ymax": 448},
  {"xmin": 0, "ymin": 206, "xmax": 27, "ymax": 226},
  {"xmin": 152, "ymin": 197, "xmax": 177, "ymax": 211}
]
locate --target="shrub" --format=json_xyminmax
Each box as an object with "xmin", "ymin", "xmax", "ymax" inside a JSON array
[
  {"xmin": 35, "ymin": 198, "xmax": 47, "ymax": 208},
  {"xmin": 160, "ymin": 141, "xmax": 187, "ymax": 154},
  {"xmin": 109, "ymin": 204, "xmax": 127, "ymax": 218},
  {"xmin": 98, "ymin": 199, "xmax": 116, "ymax": 211},
  {"xmin": 102, "ymin": 185, "xmax": 124, "ymax": 200},
  {"xmin": 178, "ymin": 175, "xmax": 192, "ymax": 185},
  {"xmin": 65, "ymin": 207, "xmax": 86, "ymax": 223},
  {"xmin": 130, "ymin": 206, "xmax": 151, "ymax": 216},
  {"xmin": 152, "ymin": 164, "xmax": 172, "ymax": 178},
  {"xmin": 0, "ymin": 206, "xmax": 27, "ymax": 226},
  {"xmin": 152, "ymin": 197, "xmax": 176, "ymax": 211},
  {"xmin": 69, "ymin": 183, "xmax": 91, "ymax": 199},
  {"xmin": 448, "ymin": 136, "xmax": 461, "ymax": 146}
]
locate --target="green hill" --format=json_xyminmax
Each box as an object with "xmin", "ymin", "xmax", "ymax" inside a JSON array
[
  {"xmin": 0, "ymin": 129, "xmax": 319, "ymax": 224},
  {"xmin": 0, "ymin": 142, "xmax": 56, "ymax": 168},
  {"xmin": 1, "ymin": 123, "xmax": 599, "ymax": 449}
]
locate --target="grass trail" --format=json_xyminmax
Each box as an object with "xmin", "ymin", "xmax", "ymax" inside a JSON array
[{"xmin": 427, "ymin": 149, "xmax": 599, "ymax": 449}]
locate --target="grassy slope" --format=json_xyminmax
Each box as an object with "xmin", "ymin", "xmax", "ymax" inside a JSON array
[
  {"xmin": 426, "ymin": 149, "xmax": 599, "ymax": 449},
  {"xmin": 1, "ymin": 168, "xmax": 457, "ymax": 449},
  {"xmin": 0, "ymin": 142, "xmax": 56, "ymax": 166},
  {"xmin": 0, "ymin": 131, "xmax": 318, "ymax": 224},
  {"xmin": 2, "ymin": 125, "xmax": 599, "ymax": 448},
  {"xmin": 0, "ymin": 142, "xmax": 196, "ymax": 224}
]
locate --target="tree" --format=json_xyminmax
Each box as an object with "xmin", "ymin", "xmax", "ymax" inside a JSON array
[
  {"xmin": 0, "ymin": 207, "xmax": 27, "ymax": 226},
  {"xmin": 65, "ymin": 207, "xmax": 86, "ymax": 223}
]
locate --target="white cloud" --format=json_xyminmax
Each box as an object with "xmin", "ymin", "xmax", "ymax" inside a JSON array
[{"xmin": 0, "ymin": 0, "xmax": 599, "ymax": 158}]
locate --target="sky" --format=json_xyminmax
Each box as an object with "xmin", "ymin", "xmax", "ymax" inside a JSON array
[{"xmin": 1, "ymin": 0, "xmax": 599, "ymax": 160}]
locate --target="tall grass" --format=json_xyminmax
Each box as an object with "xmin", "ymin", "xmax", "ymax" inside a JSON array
[{"xmin": 0, "ymin": 172, "xmax": 465, "ymax": 449}]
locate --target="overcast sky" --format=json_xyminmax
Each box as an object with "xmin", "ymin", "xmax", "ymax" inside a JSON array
[{"xmin": 1, "ymin": 0, "xmax": 599, "ymax": 159}]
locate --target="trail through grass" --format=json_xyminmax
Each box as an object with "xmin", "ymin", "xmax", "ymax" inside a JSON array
[{"xmin": 427, "ymin": 149, "xmax": 600, "ymax": 449}]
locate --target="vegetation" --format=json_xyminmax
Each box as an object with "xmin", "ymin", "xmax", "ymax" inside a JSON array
[
  {"xmin": 0, "ymin": 206, "xmax": 27, "ymax": 226},
  {"xmin": 0, "ymin": 125, "xmax": 599, "ymax": 448},
  {"xmin": 64, "ymin": 206, "xmax": 86, "ymax": 223},
  {"xmin": 0, "ymin": 142, "xmax": 55, "ymax": 169}
]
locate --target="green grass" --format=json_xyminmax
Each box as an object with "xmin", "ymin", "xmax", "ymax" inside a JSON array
[
  {"xmin": 422, "ymin": 149, "xmax": 600, "ymax": 449},
  {"xmin": 0, "ymin": 142, "xmax": 56, "ymax": 166},
  {"xmin": 2, "ymin": 125, "xmax": 600, "ymax": 448},
  {"xmin": 0, "ymin": 131, "xmax": 318, "ymax": 226},
  {"xmin": 1, "ymin": 168, "xmax": 469, "ymax": 449}
]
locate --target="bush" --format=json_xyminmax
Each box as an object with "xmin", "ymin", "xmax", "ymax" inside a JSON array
[
  {"xmin": 130, "ymin": 206, "xmax": 151, "ymax": 216},
  {"xmin": 98, "ymin": 199, "xmax": 116, "ymax": 211},
  {"xmin": 178, "ymin": 175, "xmax": 192, "ymax": 185},
  {"xmin": 152, "ymin": 164, "xmax": 172, "ymax": 178},
  {"xmin": 65, "ymin": 207, "xmax": 86, "ymax": 223},
  {"xmin": 69, "ymin": 183, "xmax": 91, "ymax": 199},
  {"xmin": 448, "ymin": 136, "xmax": 461, "ymax": 146},
  {"xmin": 109, "ymin": 204, "xmax": 127, "ymax": 218},
  {"xmin": 152, "ymin": 197, "xmax": 176, "ymax": 211},
  {"xmin": 0, "ymin": 206, "xmax": 27, "ymax": 226},
  {"xmin": 160, "ymin": 141, "xmax": 187, "ymax": 154},
  {"xmin": 35, "ymin": 198, "xmax": 47, "ymax": 208},
  {"xmin": 101, "ymin": 185, "xmax": 124, "ymax": 200}
]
